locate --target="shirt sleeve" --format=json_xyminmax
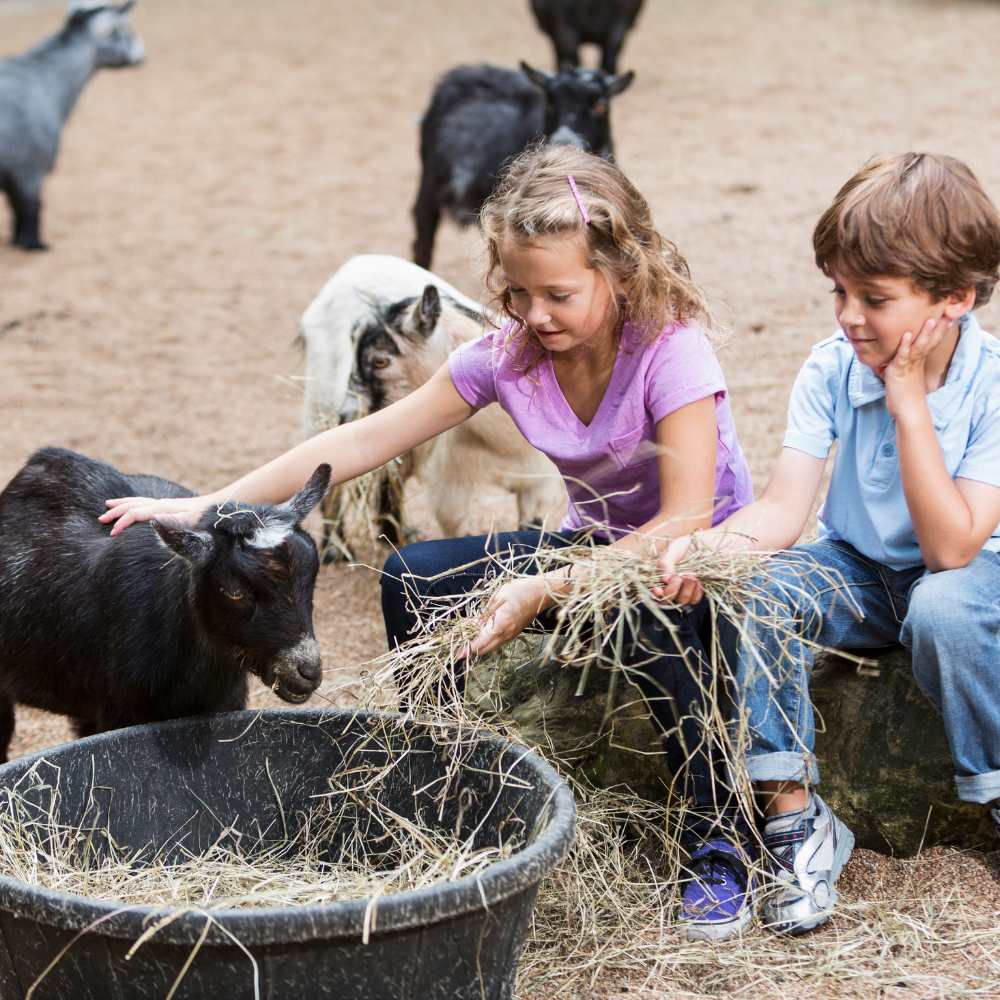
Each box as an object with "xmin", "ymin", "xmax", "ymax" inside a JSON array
[
  {"xmin": 783, "ymin": 348, "xmax": 839, "ymax": 459},
  {"xmin": 644, "ymin": 325, "xmax": 727, "ymax": 425},
  {"xmin": 448, "ymin": 332, "xmax": 500, "ymax": 410},
  {"xmin": 956, "ymin": 388, "xmax": 1000, "ymax": 487}
]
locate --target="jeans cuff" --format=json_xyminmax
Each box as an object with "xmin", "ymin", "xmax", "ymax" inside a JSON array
[
  {"xmin": 954, "ymin": 769, "xmax": 1000, "ymax": 804},
  {"xmin": 745, "ymin": 751, "xmax": 820, "ymax": 785}
]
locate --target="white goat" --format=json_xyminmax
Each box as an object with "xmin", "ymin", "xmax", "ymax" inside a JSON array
[{"xmin": 298, "ymin": 255, "xmax": 566, "ymax": 559}]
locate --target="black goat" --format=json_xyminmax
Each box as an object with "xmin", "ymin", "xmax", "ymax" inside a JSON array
[
  {"xmin": 411, "ymin": 61, "xmax": 634, "ymax": 269},
  {"xmin": 530, "ymin": 0, "xmax": 645, "ymax": 74},
  {"xmin": 0, "ymin": 447, "xmax": 330, "ymax": 761}
]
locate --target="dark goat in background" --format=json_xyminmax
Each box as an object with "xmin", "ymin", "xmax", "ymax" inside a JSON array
[
  {"xmin": 0, "ymin": 447, "xmax": 330, "ymax": 761},
  {"xmin": 411, "ymin": 61, "xmax": 634, "ymax": 269},
  {"xmin": 530, "ymin": 0, "xmax": 645, "ymax": 74},
  {"xmin": 0, "ymin": 1, "xmax": 144, "ymax": 250}
]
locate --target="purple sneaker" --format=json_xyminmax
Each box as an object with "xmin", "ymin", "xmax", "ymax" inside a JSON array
[{"xmin": 679, "ymin": 839, "xmax": 754, "ymax": 941}]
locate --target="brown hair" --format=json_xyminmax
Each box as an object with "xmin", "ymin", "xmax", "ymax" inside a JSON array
[
  {"xmin": 813, "ymin": 152, "xmax": 1000, "ymax": 307},
  {"xmin": 480, "ymin": 144, "xmax": 710, "ymax": 367}
]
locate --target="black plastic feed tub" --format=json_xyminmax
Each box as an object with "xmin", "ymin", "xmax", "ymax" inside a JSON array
[{"xmin": 0, "ymin": 708, "xmax": 576, "ymax": 999}]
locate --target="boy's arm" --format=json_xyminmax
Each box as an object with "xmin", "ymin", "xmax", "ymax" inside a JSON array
[
  {"xmin": 655, "ymin": 447, "xmax": 827, "ymax": 604},
  {"xmin": 703, "ymin": 447, "xmax": 827, "ymax": 550},
  {"xmin": 890, "ymin": 320, "xmax": 1000, "ymax": 570},
  {"xmin": 656, "ymin": 339, "xmax": 839, "ymax": 604},
  {"xmin": 896, "ymin": 408, "xmax": 1000, "ymax": 570}
]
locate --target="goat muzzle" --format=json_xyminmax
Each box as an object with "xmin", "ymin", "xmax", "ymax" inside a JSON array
[{"xmin": 269, "ymin": 636, "xmax": 323, "ymax": 703}]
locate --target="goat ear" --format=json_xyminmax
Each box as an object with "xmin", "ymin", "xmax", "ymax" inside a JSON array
[
  {"xmin": 152, "ymin": 520, "xmax": 214, "ymax": 566},
  {"xmin": 118, "ymin": 0, "xmax": 136, "ymax": 12},
  {"xmin": 411, "ymin": 285, "xmax": 441, "ymax": 338},
  {"xmin": 282, "ymin": 465, "xmax": 332, "ymax": 523},
  {"xmin": 605, "ymin": 70, "xmax": 635, "ymax": 97},
  {"xmin": 519, "ymin": 61, "xmax": 551, "ymax": 91}
]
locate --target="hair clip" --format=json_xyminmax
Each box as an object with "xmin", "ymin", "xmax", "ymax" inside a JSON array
[{"xmin": 566, "ymin": 174, "xmax": 591, "ymax": 226}]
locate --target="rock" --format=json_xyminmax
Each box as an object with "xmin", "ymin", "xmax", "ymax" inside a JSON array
[
  {"xmin": 466, "ymin": 639, "xmax": 994, "ymax": 855},
  {"xmin": 464, "ymin": 636, "xmax": 668, "ymax": 802},
  {"xmin": 812, "ymin": 649, "xmax": 994, "ymax": 855}
]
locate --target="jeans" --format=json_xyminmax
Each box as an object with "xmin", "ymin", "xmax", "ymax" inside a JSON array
[
  {"xmin": 737, "ymin": 539, "xmax": 1000, "ymax": 804},
  {"xmin": 380, "ymin": 529, "xmax": 752, "ymax": 848}
]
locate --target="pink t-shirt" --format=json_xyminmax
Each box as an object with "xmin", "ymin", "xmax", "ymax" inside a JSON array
[{"xmin": 448, "ymin": 321, "xmax": 753, "ymax": 538}]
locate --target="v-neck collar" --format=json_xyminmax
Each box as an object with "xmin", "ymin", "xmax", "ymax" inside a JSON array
[{"xmin": 543, "ymin": 325, "xmax": 630, "ymax": 430}]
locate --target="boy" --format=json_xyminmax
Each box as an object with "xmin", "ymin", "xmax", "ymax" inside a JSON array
[{"xmin": 659, "ymin": 152, "xmax": 1000, "ymax": 939}]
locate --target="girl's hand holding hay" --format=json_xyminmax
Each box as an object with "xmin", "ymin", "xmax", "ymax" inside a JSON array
[
  {"xmin": 654, "ymin": 534, "xmax": 704, "ymax": 606},
  {"xmin": 468, "ymin": 576, "xmax": 555, "ymax": 656},
  {"xmin": 469, "ymin": 556, "xmax": 606, "ymax": 657}
]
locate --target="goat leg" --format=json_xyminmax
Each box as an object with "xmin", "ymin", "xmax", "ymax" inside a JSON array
[
  {"xmin": 601, "ymin": 24, "xmax": 629, "ymax": 74},
  {"xmin": 411, "ymin": 174, "xmax": 441, "ymax": 270},
  {"xmin": 71, "ymin": 716, "xmax": 99, "ymax": 740},
  {"xmin": 10, "ymin": 180, "xmax": 47, "ymax": 251},
  {"xmin": 552, "ymin": 25, "xmax": 580, "ymax": 69},
  {"xmin": 0, "ymin": 697, "xmax": 13, "ymax": 762},
  {"xmin": 376, "ymin": 472, "xmax": 406, "ymax": 548}
]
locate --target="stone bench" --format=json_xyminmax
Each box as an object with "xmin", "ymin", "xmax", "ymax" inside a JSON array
[{"xmin": 466, "ymin": 641, "xmax": 994, "ymax": 855}]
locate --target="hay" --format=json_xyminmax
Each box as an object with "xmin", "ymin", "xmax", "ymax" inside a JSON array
[
  {"xmin": 321, "ymin": 459, "xmax": 406, "ymax": 562},
  {"xmin": 314, "ymin": 390, "xmax": 410, "ymax": 561},
  {"xmin": 1, "ymin": 528, "xmax": 995, "ymax": 999},
  {"xmin": 357, "ymin": 534, "xmax": 1000, "ymax": 999},
  {"xmin": 0, "ymin": 766, "xmax": 507, "ymax": 915}
]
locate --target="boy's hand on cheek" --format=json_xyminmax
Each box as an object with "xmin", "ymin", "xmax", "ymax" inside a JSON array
[{"xmin": 884, "ymin": 316, "xmax": 950, "ymax": 417}]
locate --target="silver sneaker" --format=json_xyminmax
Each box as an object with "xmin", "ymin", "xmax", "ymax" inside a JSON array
[{"xmin": 762, "ymin": 793, "xmax": 855, "ymax": 935}]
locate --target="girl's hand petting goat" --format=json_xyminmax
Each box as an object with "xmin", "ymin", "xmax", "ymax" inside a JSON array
[{"xmin": 101, "ymin": 493, "xmax": 211, "ymax": 535}]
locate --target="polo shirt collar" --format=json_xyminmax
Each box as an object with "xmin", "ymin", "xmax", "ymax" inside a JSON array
[{"xmin": 847, "ymin": 312, "xmax": 984, "ymax": 423}]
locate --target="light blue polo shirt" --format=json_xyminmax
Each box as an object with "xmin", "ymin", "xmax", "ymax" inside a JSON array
[{"xmin": 784, "ymin": 312, "xmax": 1000, "ymax": 570}]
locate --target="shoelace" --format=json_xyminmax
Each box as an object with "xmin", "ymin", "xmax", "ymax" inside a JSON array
[
  {"xmin": 693, "ymin": 849, "xmax": 746, "ymax": 889},
  {"xmin": 765, "ymin": 821, "xmax": 806, "ymax": 874}
]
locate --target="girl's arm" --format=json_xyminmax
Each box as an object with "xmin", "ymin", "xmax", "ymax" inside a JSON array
[
  {"xmin": 471, "ymin": 395, "xmax": 720, "ymax": 654},
  {"xmin": 102, "ymin": 364, "xmax": 475, "ymax": 534},
  {"xmin": 610, "ymin": 395, "xmax": 720, "ymax": 554}
]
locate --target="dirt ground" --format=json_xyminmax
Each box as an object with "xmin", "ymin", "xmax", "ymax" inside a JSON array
[{"xmin": 1, "ymin": 0, "xmax": 998, "ymax": 994}]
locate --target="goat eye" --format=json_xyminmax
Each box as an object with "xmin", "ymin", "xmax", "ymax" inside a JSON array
[
  {"xmin": 593, "ymin": 100, "xmax": 608, "ymax": 115},
  {"xmin": 220, "ymin": 586, "xmax": 247, "ymax": 601},
  {"xmin": 371, "ymin": 357, "xmax": 391, "ymax": 370}
]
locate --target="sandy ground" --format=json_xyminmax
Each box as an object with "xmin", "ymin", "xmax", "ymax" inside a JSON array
[{"xmin": 1, "ymin": 0, "xmax": 998, "ymax": 994}]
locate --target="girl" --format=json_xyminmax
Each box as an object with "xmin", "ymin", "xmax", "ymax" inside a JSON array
[{"xmin": 102, "ymin": 144, "xmax": 755, "ymax": 941}]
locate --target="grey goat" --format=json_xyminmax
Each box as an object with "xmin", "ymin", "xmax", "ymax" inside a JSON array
[{"xmin": 0, "ymin": 1, "xmax": 144, "ymax": 251}]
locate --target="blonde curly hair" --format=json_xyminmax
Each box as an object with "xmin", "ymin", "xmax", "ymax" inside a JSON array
[{"xmin": 480, "ymin": 144, "xmax": 710, "ymax": 367}]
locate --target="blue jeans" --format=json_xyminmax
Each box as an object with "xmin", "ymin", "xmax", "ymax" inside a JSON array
[
  {"xmin": 737, "ymin": 539, "xmax": 1000, "ymax": 804},
  {"xmin": 381, "ymin": 530, "xmax": 753, "ymax": 848}
]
